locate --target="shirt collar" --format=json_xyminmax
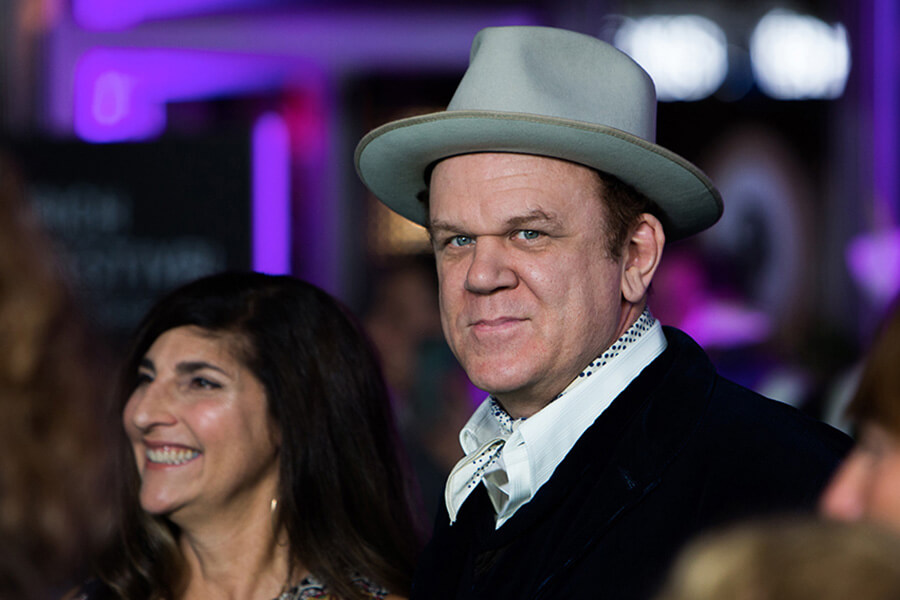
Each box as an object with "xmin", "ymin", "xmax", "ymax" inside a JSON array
[{"xmin": 452, "ymin": 309, "xmax": 667, "ymax": 526}]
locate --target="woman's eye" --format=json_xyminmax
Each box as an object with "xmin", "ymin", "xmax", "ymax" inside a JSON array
[
  {"xmin": 191, "ymin": 377, "xmax": 221, "ymax": 390},
  {"xmin": 135, "ymin": 372, "xmax": 153, "ymax": 386},
  {"xmin": 449, "ymin": 235, "xmax": 474, "ymax": 247},
  {"xmin": 515, "ymin": 230, "xmax": 541, "ymax": 240}
]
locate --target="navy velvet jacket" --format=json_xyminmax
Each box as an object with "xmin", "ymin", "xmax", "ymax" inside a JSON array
[{"xmin": 411, "ymin": 327, "xmax": 852, "ymax": 600}]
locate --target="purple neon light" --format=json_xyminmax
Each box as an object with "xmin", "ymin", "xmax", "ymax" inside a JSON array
[
  {"xmin": 845, "ymin": 0, "xmax": 900, "ymax": 310},
  {"xmin": 73, "ymin": 0, "xmax": 274, "ymax": 31},
  {"xmin": 846, "ymin": 228, "xmax": 900, "ymax": 307},
  {"xmin": 75, "ymin": 50, "xmax": 164, "ymax": 141},
  {"xmin": 63, "ymin": 8, "xmax": 539, "ymax": 142},
  {"xmin": 873, "ymin": 0, "xmax": 898, "ymax": 224},
  {"xmin": 75, "ymin": 48, "xmax": 288, "ymax": 142},
  {"xmin": 252, "ymin": 112, "xmax": 291, "ymax": 275},
  {"xmin": 679, "ymin": 301, "xmax": 771, "ymax": 349}
]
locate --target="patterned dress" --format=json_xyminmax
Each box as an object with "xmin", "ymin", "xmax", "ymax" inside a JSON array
[
  {"xmin": 277, "ymin": 573, "xmax": 389, "ymax": 600},
  {"xmin": 74, "ymin": 573, "xmax": 390, "ymax": 600}
]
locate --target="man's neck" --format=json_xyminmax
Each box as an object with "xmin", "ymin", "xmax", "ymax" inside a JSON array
[{"xmin": 496, "ymin": 302, "xmax": 647, "ymax": 420}]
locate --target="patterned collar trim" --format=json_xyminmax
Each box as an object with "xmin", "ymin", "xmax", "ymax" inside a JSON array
[{"xmin": 562, "ymin": 308, "xmax": 656, "ymax": 394}]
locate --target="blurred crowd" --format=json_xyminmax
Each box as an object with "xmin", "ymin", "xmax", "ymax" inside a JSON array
[{"xmin": 0, "ymin": 153, "xmax": 115, "ymax": 598}]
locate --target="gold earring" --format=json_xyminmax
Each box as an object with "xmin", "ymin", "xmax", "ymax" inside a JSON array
[{"xmin": 270, "ymin": 497, "xmax": 278, "ymax": 513}]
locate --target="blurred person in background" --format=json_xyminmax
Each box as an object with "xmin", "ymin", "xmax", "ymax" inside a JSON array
[
  {"xmin": 820, "ymin": 300, "xmax": 900, "ymax": 531},
  {"xmin": 0, "ymin": 152, "xmax": 114, "ymax": 599},
  {"xmin": 75, "ymin": 272, "xmax": 422, "ymax": 600},
  {"xmin": 362, "ymin": 256, "xmax": 476, "ymax": 521},
  {"xmin": 362, "ymin": 256, "xmax": 444, "ymax": 419},
  {"xmin": 654, "ymin": 516, "xmax": 900, "ymax": 600}
]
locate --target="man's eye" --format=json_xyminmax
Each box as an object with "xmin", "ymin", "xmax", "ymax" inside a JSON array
[
  {"xmin": 449, "ymin": 235, "xmax": 474, "ymax": 247},
  {"xmin": 515, "ymin": 230, "xmax": 541, "ymax": 240}
]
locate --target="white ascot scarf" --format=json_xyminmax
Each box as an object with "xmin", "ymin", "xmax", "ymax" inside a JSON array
[{"xmin": 445, "ymin": 309, "xmax": 666, "ymax": 527}]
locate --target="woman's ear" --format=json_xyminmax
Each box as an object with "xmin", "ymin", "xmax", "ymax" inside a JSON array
[{"xmin": 621, "ymin": 212, "xmax": 665, "ymax": 304}]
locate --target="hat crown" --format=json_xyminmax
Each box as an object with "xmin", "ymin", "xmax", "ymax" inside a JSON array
[
  {"xmin": 447, "ymin": 26, "xmax": 658, "ymax": 143},
  {"xmin": 354, "ymin": 25, "xmax": 722, "ymax": 239}
]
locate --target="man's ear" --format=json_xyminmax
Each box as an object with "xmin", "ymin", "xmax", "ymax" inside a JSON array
[{"xmin": 621, "ymin": 213, "xmax": 665, "ymax": 304}]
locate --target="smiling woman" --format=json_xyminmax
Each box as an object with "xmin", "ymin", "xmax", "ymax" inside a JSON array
[
  {"xmin": 73, "ymin": 272, "xmax": 423, "ymax": 600},
  {"xmin": 123, "ymin": 325, "xmax": 279, "ymax": 524}
]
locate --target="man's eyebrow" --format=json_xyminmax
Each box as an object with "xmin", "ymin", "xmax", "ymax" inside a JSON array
[
  {"xmin": 426, "ymin": 218, "xmax": 460, "ymax": 235},
  {"xmin": 428, "ymin": 209, "xmax": 559, "ymax": 235},
  {"xmin": 504, "ymin": 209, "xmax": 558, "ymax": 228}
]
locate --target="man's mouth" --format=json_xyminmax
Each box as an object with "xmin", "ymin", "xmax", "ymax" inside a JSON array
[{"xmin": 473, "ymin": 316, "xmax": 525, "ymax": 329}]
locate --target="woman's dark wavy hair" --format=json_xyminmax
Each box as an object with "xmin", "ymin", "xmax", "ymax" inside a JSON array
[{"xmin": 96, "ymin": 271, "xmax": 423, "ymax": 599}]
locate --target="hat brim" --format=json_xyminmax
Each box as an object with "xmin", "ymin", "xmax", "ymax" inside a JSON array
[{"xmin": 355, "ymin": 110, "xmax": 723, "ymax": 241}]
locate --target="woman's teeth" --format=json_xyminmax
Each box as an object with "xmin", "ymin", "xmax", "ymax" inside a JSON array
[{"xmin": 147, "ymin": 447, "xmax": 200, "ymax": 465}]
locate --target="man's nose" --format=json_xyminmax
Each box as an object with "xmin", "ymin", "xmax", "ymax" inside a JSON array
[
  {"xmin": 819, "ymin": 450, "xmax": 868, "ymax": 522},
  {"xmin": 464, "ymin": 238, "xmax": 518, "ymax": 294}
]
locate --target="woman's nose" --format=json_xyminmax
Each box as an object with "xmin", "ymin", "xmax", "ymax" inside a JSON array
[{"xmin": 124, "ymin": 381, "xmax": 177, "ymax": 433}]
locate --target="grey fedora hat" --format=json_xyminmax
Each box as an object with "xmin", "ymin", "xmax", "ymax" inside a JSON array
[{"xmin": 355, "ymin": 25, "xmax": 722, "ymax": 241}]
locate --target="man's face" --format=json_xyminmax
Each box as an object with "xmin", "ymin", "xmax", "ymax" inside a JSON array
[
  {"xmin": 429, "ymin": 153, "xmax": 630, "ymax": 416},
  {"xmin": 820, "ymin": 422, "xmax": 900, "ymax": 532}
]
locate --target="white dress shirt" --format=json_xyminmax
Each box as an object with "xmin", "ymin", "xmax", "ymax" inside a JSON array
[{"xmin": 445, "ymin": 309, "xmax": 667, "ymax": 527}]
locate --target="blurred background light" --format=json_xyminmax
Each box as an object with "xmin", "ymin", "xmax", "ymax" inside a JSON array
[
  {"xmin": 680, "ymin": 300, "xmax": 772, "ymax": 349},
  {"xmin": 73, "ymin": 0, "xmax": 279, "ymax": 31},
  {"xmin": 74, "ymin": 48, "xmax": 288, "ymax": 142},
  {"xmin": 91, "ymin": 71, "xmax": 135, "ymax": 125},
  {"xmin": 613, "ymin": 14, "xmax": 728, "ymax": 102},
  {"xmin": 846, "ymin": 228, "xmax": 900, "ymax": 309},
  {"xmin": 252, "ymin": 112, "xmax": 291, "ymax": 275},
  {"xmin": 750, "ymin": 9, "xmax": 850, "ymax": 100}
]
